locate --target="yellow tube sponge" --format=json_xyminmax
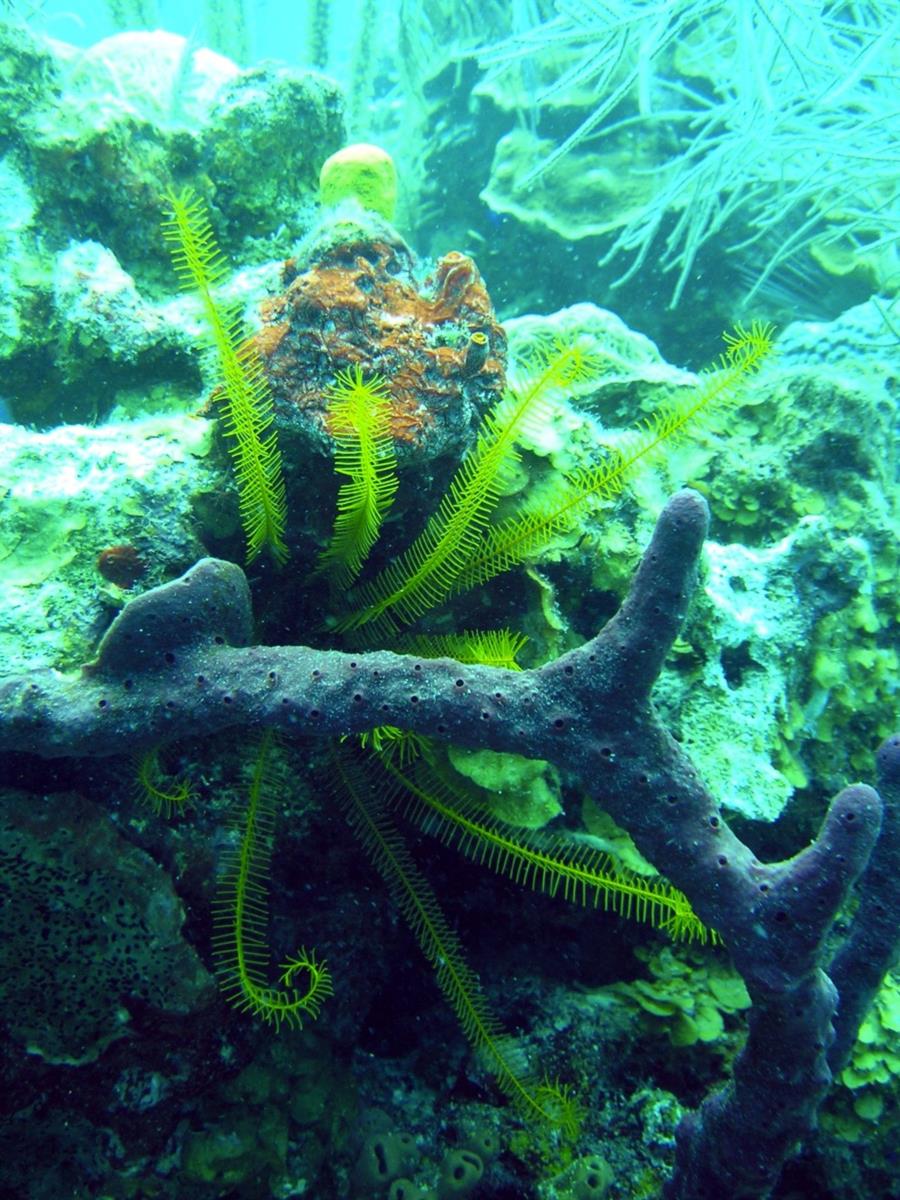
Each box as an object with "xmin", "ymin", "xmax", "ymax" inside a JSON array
[{"xmin": 319, "ymin": 143, "xmax": 398, "ymax": 220}]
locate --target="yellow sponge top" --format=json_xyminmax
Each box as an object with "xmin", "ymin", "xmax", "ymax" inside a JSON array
[{"xmin": 319, "ymin": 142, "xmax": 397, "ymax": 220}]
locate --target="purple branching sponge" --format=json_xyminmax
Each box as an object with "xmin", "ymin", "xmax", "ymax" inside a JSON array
[
  {"xmin": 0, "ymin": 489, "xmax": 894, "ymax": 1200},
  {"xmin": 827, "ymin": 732, "xmax": 900, "ymax": 1073}
]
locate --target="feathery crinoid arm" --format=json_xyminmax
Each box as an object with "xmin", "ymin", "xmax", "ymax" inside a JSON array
[
  {"xmin": 212, "ymin": 733, "xmax": 333, "ymax": 1030},
  {"xmin": 162, "ymin": 187, "xmax": 288, "ymax": 565},
  {"xmin": 335, "ymin": 338, "xmax": 601, "ymax": 639},
  {"xmin": 452, "ymin": 321, "xmax": 775, "ymax": 595},
  {"xmin": 315, "ymin": 365, "xmax": 398, "ymax": 592}
]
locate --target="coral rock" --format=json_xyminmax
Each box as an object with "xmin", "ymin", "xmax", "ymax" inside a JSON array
[{"xmin": 256, "ymin": 229, "xmax": 507, "ymax": 462}]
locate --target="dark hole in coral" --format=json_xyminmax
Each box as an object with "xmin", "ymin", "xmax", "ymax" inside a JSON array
[{"xmin": 721, "ymin": 641, "xmax": 755, "ymax": 688}]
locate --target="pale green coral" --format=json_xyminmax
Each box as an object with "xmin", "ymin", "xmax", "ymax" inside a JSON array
[
  {"xmin": 579, "ymin": 944, "xmax": 751, "ymax": 1048},
  {"xmin": 505, "ymin": 305, "xmax": 697, "ymax": 431},
  {"xmin": 183, "ymin": 1030, "xmax": 341, "ymax": 1191},
  {"xmin": 498, "ymin": 303, "xmax": 698, "ymax": 586},
  {"xmin": 821, "ymin": 968, "xmax": 900, "ymax": 1142},
  {"xmin": 841, "ymin": 969, "xmax": 900, "ymax": 1098},
  {"xmin": 183, "ymin": 1108, "xmax": 289, "ymax": 1189},
  {"xmin": 580, "ymin": 802, "xmax": 662, "ymax": 879},
  {"xmin": 479, "ymin": 126, "xmax": 662, "ymax": 245},
  {"xmin": 446, "ymin": 746, "xmax": 562, "ymax": 830}
]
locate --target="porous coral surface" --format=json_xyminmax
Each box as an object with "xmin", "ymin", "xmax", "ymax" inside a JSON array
[{"xmin": 0, "ymin": 789, "xmax": 213, "ymax": 1064}]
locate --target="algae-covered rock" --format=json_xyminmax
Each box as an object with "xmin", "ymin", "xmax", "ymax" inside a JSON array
[
  {"xmin": 27, "ymin": 31, "xmax": 238, "ymax": 280},
  {"xmin": 684, "ymin": 299, "xmax": 898, "ymax": 796},
  {"xmin": 1, "ymin": 25, "xmax": 344, "ymax": 423},
  {"xmin": 0, "ymin": 19, "xmax": 62, "ymax": 143},
  {"xmin": 0, "ymin": 157, "xmax": 35, "ymax": 362},
  {"xmin": 0, "ymin": 789, "xmax": 214, "ymax": 1064},
  {"xmin": 27, "ymin": 30, "xmax": 342, "ymax": 273},
  {"xmin": 0, "ymin": 414, "xmax": 217, "ymax": 672},
  {"xmin": 52, "ymin": 240, "xmax": 171, "ymax": 374},
  {"xmin": 657, "ymin": 529, "xmax": 818, "ymax": 821},
  {"xmin": 57, "ymin": 28, "xmax": 239, "ymax": 127},
  {"xmin": 203, "ymin": 60, "xmax": 344, "ymax": 242}
]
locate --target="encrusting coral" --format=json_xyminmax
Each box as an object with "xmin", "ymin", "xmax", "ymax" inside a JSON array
[
  {"xmin": 0, "ymin": 789, "xmax": 213, "ymax": 1065},
  {"xmin": 255, "ymin": 229, "xmax": 506, "ymax": 452},
  {"xmin": 0, "ymin": 490, "xmax": 896, "ymax": 1200}
]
